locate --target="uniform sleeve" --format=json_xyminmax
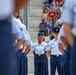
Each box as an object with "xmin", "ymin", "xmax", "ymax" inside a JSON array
[
  {"xmin": 26, "ymin": 40, "xmax": 31, "ymax": 46},
  {"xmin": 61, "ymin": 0, "xmax": 74, "ymax": 24},
  {"xmin": 60, "ymin": 25, "xmax": 65, "ymax": 37},
  {"xmin": 30, "ymin": 41, "xmax": 34, "ymax": 47},
  {"xmin": 16, "ymin": 31, "xmax": 22, "ymax": 40},
  {"xmin": 57, "ymin": 25, "xmax": 65, "ymax": 44},
  {"xmin": 11, "ymin": 18, "xmax": 22, "ymax": 40},
  {"xmin": 57, "ymin": 34, "xmax": 63, "ymax": 44},
  {"xmin": 25, "ymin": 31, "xmax": 32, "ymax": 46},
  {"xmin": 47, "ymin": 42, "xmax": 51, "ymax": 51},
  {"xmin": 11, "ymin": 18, "xmax": 21, "ymax": 34},
  {"xmin": 44, "ymin": 43, "xmax": 48, "ymax": 51},
  {"xmin": 21, "ymin": 31, "xmax": 28, "ymax": 41},
  {"xmin": 17, "ymin": 21, "xmax": 28, "ymax": 41},
  {"xmin": 22, "ymin": 24, "xmax": 27, "ymax": 32}
]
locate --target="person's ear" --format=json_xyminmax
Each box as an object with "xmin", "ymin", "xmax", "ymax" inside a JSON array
[{"xmin": 15, "ymin": 0, "xmax": 29, "ymax": 11}]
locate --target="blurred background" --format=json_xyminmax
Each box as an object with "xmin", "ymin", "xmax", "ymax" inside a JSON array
[{"xmin": 19, "ymin": 0, "xmax": 64, "ymax": 74}]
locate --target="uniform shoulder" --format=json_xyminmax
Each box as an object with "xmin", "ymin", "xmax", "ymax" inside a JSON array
[
  {"xmin": 12, "ymin": 16, "xmax": 21, "ymax": 24},
  {"xmin": 49, "ymin": 39, "xmax": 55, "ymax": 43},
  {"xmin": 21, "ymin": 23, "xmax": 25, "ymax": 28},
  {"xmin": 43, "ymin": 42, "xmax": 47, "ymax": 45}
]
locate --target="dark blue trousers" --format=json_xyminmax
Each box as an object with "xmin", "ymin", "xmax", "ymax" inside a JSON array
[
  {"xmin": 16, "ymin": 50, "xmax": 22, "ymax": 75},
  {"xmin": 61, "ymin": 46, "xmax": 71, "ymax": 75},
  {"xmin": 22, "ymin": 53, "xmax": 28, "ymax": 75},
  {"xmin": 0, "ymin": 19, "xmax": 17, "ymax": 75},
  {"xmin": 34, "ymin": 54, "xmax": 46, "ymax": 75},
  {"xmin": 16, "ymin": 50, "xmax": 28, "ymax": 75},
  {"xmin": 70, "ymin": 39, "xmax": 76, "ymax": 75},
  {"xmin": 50, "ymin": 55, "xmax": 62, "ymax": 75},
  {"xmin": 45, "ymin": 57, "xmax": 48, "ymax": 75}
]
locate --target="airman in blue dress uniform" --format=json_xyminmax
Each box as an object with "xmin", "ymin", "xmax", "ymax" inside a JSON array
[{"xmin": 33, "ymin": 32, "xmax": 48, "ymax": 75}]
